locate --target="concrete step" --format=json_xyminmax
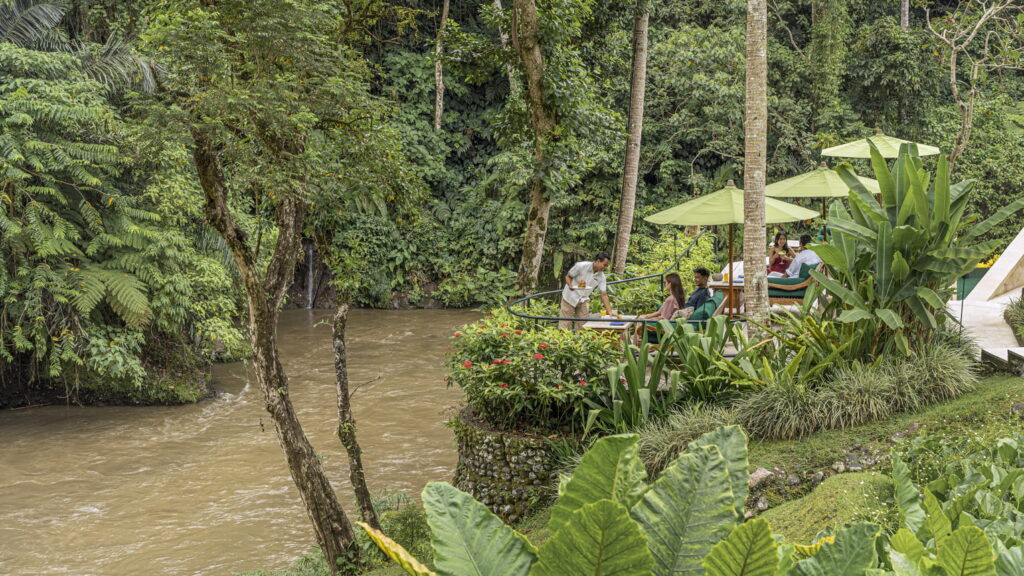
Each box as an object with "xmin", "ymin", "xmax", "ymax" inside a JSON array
[
  {"xmin": 1007, "ymin": 347, "xmax": 1024, "ymax": 374},
  {"xmin": 982, "ymin": 348, "xmax": 1011, "ymax": 371}
]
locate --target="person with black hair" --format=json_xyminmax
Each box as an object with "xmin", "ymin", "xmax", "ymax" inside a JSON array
[
  {"xmin": 560, "ymin": 252, "xmax": 614, "ymax": 330},
  {"xmin": 685, "ymin": 267, "xmax": 712, "ymax": 310},
  {"xmin": 785, "ymin": 234, "xmax": 822, "ymax": 278}
]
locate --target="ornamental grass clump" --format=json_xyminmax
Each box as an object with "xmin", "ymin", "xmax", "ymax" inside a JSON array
[
  {"xmin": 734, "ymin": 379, "xmax": 820, "ymax": 440},
  {"xmin": 447, "ymin": 312, "xmax": 619, "ymax": 432},
  {"xmin": 815, "ymin": 363, "xmax": 895, "ymax": 430},
  {"xmin": 634, "ymin": 403, "xmax": 737, "ymax": 476}
]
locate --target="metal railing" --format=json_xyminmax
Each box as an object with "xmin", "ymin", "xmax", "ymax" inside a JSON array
[{"xmin": 506, "ymin": 229, "xmax": 710, "ymax": 327}]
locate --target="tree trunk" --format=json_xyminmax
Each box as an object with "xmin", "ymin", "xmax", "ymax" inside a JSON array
[
  {"xmin": 332, "ymin": 302, "xmax": 380, "ymax": 530},
  {"xmin": 743, "ymin": 0, "xmax": 769, "ymax": 328},
  {"xmin": 900, "ymin": 0, "xmax": 909, "ymax": 30},
  {"xmin": 191, "ymin": 130, "xmax": 359, "ymax": 575},
  {"xmin": 946, "ymin": 51, "xmax": 975, "ymax": 167},
  {"xmin": 612, "ymin": 0, "xmax": 650, "ymax": 275},
  {"xmin": 434, "ymin": 0, "xmax": 450, "ymax": 131},
  {"xmin": 493, "ymin": 0, "xmax": 521, "ymax": 91},
  {"xmin": 512, "ymin": 0, "xmax": 557, "ymax": 292}
]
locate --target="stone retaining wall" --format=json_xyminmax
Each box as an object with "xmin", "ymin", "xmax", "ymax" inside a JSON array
[{"xmin": 449, "ymin": 411, "xmax": 561, "ymax": 522}]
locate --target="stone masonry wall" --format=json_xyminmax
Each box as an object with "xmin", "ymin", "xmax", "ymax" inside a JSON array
[{"xmin": 449, "ymin": 411, "xmax": 560, "ymax": 522}]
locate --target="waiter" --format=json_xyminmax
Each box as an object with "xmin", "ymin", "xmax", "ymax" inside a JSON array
[{"xmin": 560, "ymin": 252, "xmax": 614, "ymax": 330}]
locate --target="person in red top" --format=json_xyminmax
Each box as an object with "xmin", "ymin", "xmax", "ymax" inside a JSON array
[{"xmin": 767, "ymin": 231, "xmax": 795, "ymax": 276}]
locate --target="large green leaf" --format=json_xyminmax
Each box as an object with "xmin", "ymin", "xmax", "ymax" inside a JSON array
[
  {"xmin": 548, "ymin": 434, "xmax": 648, "ymax": 533},
  {"xmin": 876, "ymin": 309, "xmax": 904, "ymax": 330},
  {"xmin": 890, "ymin": 528, "xmax": 928, "ymax": 564},
  {"xmin": 877, "ymin": 221, "xmax": 894, "ymax": 299},
  {"xmin": 422, "ymin": 483, "xmax": 536, "ymax": 576},
  {"xmin": 812, "ymin": 243, "xmax": 848, "ymax": 271},
  {"xmin": 961, "ymin": 195, "xmax": 1024, "ymax": 243},
  {"xmin": 936, "ymin": 526, "xmax": 996, "ymax": 576},
  {"xmin": 529, "ymin": 500, "xmax": 653, "ymax": 576},
  {"xmin": 892, "ymin": 252, "xmax": 911, "ymax": 283},
  {"xmin": 702, "ymin": 518, "xmax": 777, "ymax": 576},
  {"xmin": 921, "ymin": 489, "xmax": 952, "ymax": 546},
  {"xmin": 357, "ymin": 521, "xmax": 437, "ymax": 576},
  {"xmin": 892, "ymin": 456, "xmax": 926, "ymax": 534},
  {"xmin": 839, "ymin": 309, "xmax": 875, "ymax": 323},
  {"xmin": 934, "ymin": 155, "xmax": 950, "ymax": 225},
  {"xmin": 794, "ymin": 523, "xmax": 881, "ymax": 576},
  {"xmin": 915, "ymin": 287, "xmax": 946, "ymax": 309},
  {"xmin": 632, "ymin": 445, "xmax": 739, "ymax": 576},
  {"xmin": 685, "ymin": 426, "xmax": 749, "ymax": 516},
  {"xmin": 996, "ymin": 546, "xmax": 1024, "ymax": 576}
]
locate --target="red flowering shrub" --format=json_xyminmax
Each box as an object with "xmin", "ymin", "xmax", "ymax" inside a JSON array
[{"xmin": 446, "ymin": 310, "xmax": 619, "ymax": 431}]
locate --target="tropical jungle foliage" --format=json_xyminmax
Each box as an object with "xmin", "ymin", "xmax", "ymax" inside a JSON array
[{"xmin": 361, "ymin": 425, "xmax": 1024, "ymax": 576}]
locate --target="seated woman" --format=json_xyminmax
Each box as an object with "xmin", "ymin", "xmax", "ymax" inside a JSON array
[
  {"xmin": 767, "ymin": 232, "xmax": 795, "ymax": 277},
  {"xmin": 632, "ymin": 273, "xmax": 686, "ymax": 345}
]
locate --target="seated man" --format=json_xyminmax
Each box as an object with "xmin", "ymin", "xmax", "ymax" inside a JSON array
[
  {"xmin": 686, "ymin": 267, "xmax": 712, "ymax": 309},
  {"xmin": 785, "ymin": 234, "xmax": 822, "ymax": 278}
]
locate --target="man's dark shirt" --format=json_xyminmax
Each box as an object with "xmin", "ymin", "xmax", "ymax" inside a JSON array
[{"xmin": 686, "ymin": 286, "xmax": 711, "ymax": 310}]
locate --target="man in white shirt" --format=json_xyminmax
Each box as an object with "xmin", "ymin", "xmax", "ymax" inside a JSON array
[
  {"xmin": 560, "ymin": 253, "xmax": 614, "ymax": 330},
  {"xmin": 785, "ymin": 234, "xmax": 823, "ymax": 278}
]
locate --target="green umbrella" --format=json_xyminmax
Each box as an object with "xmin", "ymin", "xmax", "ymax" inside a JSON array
[
  {"xmin": 765, "ymin": 161, "xmax": 880, "ymax": 219},
  {"xmin": 644, "ymin": 180, "xmax": 819, "ymax": 311},
  {"xmin": 821, "ymin": 130, "xmax": 940, "ymax": 158}
]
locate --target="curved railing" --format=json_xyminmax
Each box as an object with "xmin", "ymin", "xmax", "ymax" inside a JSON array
[{"xmin": 506, "ymin": 229, "xmax": 710, "ymax": 326}]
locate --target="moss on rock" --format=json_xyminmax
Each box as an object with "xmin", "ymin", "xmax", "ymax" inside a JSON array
[
  {"xmin": 759, "ymin": 472, "xmax": 895, "ymax": 544},
  {"xmin": 449, "ymin": 410, "xmax": 561, "ymax": 522}
]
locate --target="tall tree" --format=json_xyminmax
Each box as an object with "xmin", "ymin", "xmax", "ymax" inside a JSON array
[
  {"xmin": 434, "ymin": 0, "xmax": 450, "ymax": 130},
  {"xmin": 901, "ymin": 0, "xmax": 910, "ymax": 30},
  {"xmin": 612, "ymin": 0, "xmax": 650, "ymax": 274},
  {"xmin": 143, "ymin": 1, "xmax": 387, "ymax": 571},
  {"xmin": 511, "ymin": 0, "xmax": 557, "ymax": 292},
  {"xmin": 743, "ymin": 0, "xmax": 769, "ymax": 326},
  {"xmin": 926, "ymin": 0, "xmax": 1024, "ymax": 166}
]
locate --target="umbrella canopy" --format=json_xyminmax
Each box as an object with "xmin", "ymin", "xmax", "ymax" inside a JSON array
[
  {"xmin": 765, "ymin": 162, "xmax": 880, "ymax": 198},
  {"xmin": 644, "ymin": 180, "xmax": 820, "ymax": 226},
  {"xmin": 821, "ymin": 131, "xmax": 940, "ymax": 158}
]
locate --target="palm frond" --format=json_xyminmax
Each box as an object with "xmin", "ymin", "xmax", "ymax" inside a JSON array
[
  {"xmin": 0, "ymin": 0, "xmax": 67, "ymax": 48},
  {"xmin": 74, "ymin": 36, "xmax": 158, "ymax": 92}
]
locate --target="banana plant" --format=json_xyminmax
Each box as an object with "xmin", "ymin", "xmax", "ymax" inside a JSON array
[{"xmin": 815, "ymin": 144, "xmax": 1024, "ymax": 358}]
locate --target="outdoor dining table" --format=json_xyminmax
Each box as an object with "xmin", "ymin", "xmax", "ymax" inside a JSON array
[
  {"xmin": 708, "ymin": 280, "xmax": 744, "ymax": 316},
  {"xmin": 581, "ymin": 314, "xmax": 639, "ymax": 332}
]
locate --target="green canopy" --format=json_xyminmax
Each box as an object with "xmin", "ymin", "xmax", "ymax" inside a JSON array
[
  {"xmin": 644, "ymin": 180, "xmax": 820, "ymax": 226},
  {"xmin": 821, "ymin": 131, "xmax": 940, "ymax": 158},
  {"xmin": 765, "ymin": 162, "xmax": 880, "ymax": 198}
]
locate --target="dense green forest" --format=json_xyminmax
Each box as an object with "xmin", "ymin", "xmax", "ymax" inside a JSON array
[{"xmin": 1, "ymin": 0, "xmax": 1022, "ymax": 405}]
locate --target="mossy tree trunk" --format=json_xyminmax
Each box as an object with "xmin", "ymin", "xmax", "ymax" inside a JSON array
[
  {"xmin": 511, "ymin": 0, "xmax": 557, "ymax": 293},
  {"xmin": 332, "ymin": 302, "xmax": 380, "ymax": 530},
  {"xmin": 192, "ymin": 130, "xmax": 358, "ymax": 574}
]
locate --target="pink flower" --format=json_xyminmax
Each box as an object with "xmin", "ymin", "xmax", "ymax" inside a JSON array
[
  {"xmin": 533, "ymin": 353, "xmax": 545, "ymax": 360},
  {"xmin": 514, "ymin": 330, "xmax": 522, "ymax": 335},
  {"xmin": 493, "ymin": 359, "xmax": 503, "ymax": 365},
  {"xmin": 500, "ymin": 333, "xmax": 508, "ymax": 338},
  {"xmin": 555, "ymin": 384, "xmax": 560, "ymax": 389},
  {"xmin": 463, "ymin": 360, "xmax": 473, "ymax": 368},
  {"xmin": 579, "ymin": 380, "xmax": 587, "ymax": 386},
  {"xmin": 499, "ymin": 383, "xmax": 509, "ymax": 388},
  {"xmin": 539, "ymin": 342, "xmax": 549, "ymax": 349},
  {"xmin": 454, "ymin": 332, "xmax": 462, "ymax": 337}
]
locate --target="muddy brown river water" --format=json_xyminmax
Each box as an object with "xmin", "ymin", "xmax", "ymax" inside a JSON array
[{"xmin": 0, "ymin": 309, "xmax": 479, "ymax": 576}]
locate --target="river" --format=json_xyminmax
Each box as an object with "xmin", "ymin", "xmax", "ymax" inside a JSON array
[{"xmin": 0, "ymin": 309, "xmax": 479, "ymax": 576}]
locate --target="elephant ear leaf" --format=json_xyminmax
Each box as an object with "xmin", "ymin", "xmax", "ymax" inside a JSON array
[
  {"xmin": 936, "ymin": 526, "xmax": 996, "ymax": 576},
  {"xmin": 685, "ymin": 425, "xmax": 749, "ymax": 516},
  {"xmin": 357, "ymin": 521, "xmax": 437, "ymax": 576},
  {"xmin": 996, "ymin": 546, "xmax": 1024, "ymax": 576},
  {"xmin": 631, "ymin": 445, "xmax": 739, "ymax": 576},
  {"xmin": 892, "ymin": 455, "xmax": 926, "ymax": 534},
  {"xmin": 528, "ymin": 500, "xmax": 653, "ymax": 576},
  {"xmin": 548, "ymin": 434, "xmax": 647, "ymax": 533},
  {"xmin": 422, "ymin": 482, "xmax": 536, "ymax": 576},
  {"xmin": 702, "ymin": 518, "xmax": 777, "ymax": 576},
  {"xmin": 794, "ymin": 523, "xmax": 880, "ymax": 576}
]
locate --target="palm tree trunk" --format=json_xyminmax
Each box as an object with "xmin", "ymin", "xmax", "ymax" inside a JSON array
[
  {"xmin": 743, "ymin": 0, "xmax": 769, "ymax": 327},
  {"xmin": 900, "ymin": 0, "xmax": 909, "ymax": 30},
  {"xmin": 434, "ymin": 0, "xmax": 450, "ymax": 131},
  {"xmin": 612, "ymin": 0, "xmax": 650, "ymax": 275},
  {"xmin": 512, "ymin": 0, "xmax": 557, "ymax": 292}
]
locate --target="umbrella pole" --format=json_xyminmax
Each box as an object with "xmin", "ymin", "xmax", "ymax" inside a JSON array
[{"xmin": 728, "ymin": 223, "xmax": 734, "ymax": 317}]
